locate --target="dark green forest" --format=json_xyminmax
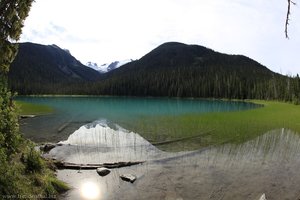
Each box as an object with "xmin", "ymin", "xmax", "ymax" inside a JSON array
[
  {"xmin": 9, "ymin": 43, "xmax": 101, "ymax": 94},
  {"xmin": 9, "ymin": 42, "xmax": 300, "ymax": 103}
]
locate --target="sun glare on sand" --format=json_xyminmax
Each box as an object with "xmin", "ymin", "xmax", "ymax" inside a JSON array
[{"xmin": 80, "ymin": 181, "xmax": 101, "ymax": 200}]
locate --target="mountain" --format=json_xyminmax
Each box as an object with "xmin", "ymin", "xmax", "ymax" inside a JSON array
[
  {"xmin": 8, "ymin": 42, "xmax": 299, "ymax": 101},
  {"xmin": 86, "ymin": 62, "xmax": 102, "ymax": 72},
  {"xmin": 97, "ymin": 42, "xmax": 292, "ymax": 99},
  {"xmin": 87, "ymin": 59, "xmax": 133, "ymax": 73},
  {"xmin": 106, "ymin": 42, "xmax": 272, "ymax": 76},
  {"xmin": 9, "ymin": 42, "xmax": 101, "ymax": 94}
]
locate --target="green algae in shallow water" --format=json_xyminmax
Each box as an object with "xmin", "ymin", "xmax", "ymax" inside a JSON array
[
  {"xmin": 122, "ymin": 100, "xmax": 300, "ymax": 151},
  {"xmin": 16, "ymin": 97, "xmax": 300, "ymax": 152},
  {"xmin": 16, "ymin": 101, "xmax": 53, "ymax": 115},
  {"xmin": 16, "ymin": 96, "xmax": 260, "ymax": 143}
]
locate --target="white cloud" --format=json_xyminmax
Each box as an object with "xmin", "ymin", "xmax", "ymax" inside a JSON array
[{"xmin": 20, "ymin": 0, "xmax": 300, "ymax": 75}]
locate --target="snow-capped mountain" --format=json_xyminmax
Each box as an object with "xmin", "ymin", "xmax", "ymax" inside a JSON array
[
  {"xmin": 86, "ymin": 62, "xmax": 103, "ymax": 72},
  {"xmin": 86, "ymin": 59, "xmax": 133, "ymax": 73}
]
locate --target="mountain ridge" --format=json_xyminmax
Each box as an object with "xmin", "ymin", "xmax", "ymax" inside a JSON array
[
  {"xmin": 109, "ymin": 42, "xmax": 272, "ymax": 75},
  {"xmin": 8, "ymin": 41, "xmax": 299, "ymax": 102},
  {"xmin": 95, "ymin": 42, "xmax": 294, "ymax": 100},
  {"xmin": 9, "ymin": 42, "xmax": 101, "ymax": 94}
]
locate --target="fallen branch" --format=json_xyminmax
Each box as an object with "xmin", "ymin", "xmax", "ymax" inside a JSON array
[
  {"xmin": 53, "ymin": 160, "xmax": 145, "ymax": 170},
  {"xmin": 285, "ymin": 0, "xmax": 296, "ymax": 38},
  {"xmin": 152, "ymin": 130, "xmax": 214, "ymax": 146},
  {"xmin": 151, "ymin": 138, "xmax": 233, "ymax": 164},
  {"xmin": 57, "ymin": 121, "xmax": 72, "ymax": 133}
]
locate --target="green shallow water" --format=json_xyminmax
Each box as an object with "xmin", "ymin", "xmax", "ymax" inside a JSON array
[
  {"xmin": 16, "ymin": 97, "xmax": 300, "ymax": 199},
  {"xmin": 16, "ymin": 96, "xmax": 260, "ymax": 142}
]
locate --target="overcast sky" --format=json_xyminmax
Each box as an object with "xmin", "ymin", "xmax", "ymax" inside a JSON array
[{"xmin": 20, "ymin": 0, "xmax": 300, "ymax": 75}]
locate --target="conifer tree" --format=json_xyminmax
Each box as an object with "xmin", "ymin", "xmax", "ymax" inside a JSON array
[{"xmin": 0, "ymin": 0, "xmax": 33, "ymax": 156}]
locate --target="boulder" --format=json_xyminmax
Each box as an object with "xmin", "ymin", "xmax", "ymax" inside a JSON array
[
  {"xmin": 120, "ymin": 174, "xmax": 137, "ymax": 183},
  {"xmin": 96, "ymin": 167, "xmax": 111, "ymax": 176},
  {"xmin": 40, "ymin": 143, "xmax": 57, "ymax": 152}
]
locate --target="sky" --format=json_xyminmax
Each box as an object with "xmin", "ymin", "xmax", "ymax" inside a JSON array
[{"xmin": 20, "ymin": 0, "xmax": 300, "ymax": 75}]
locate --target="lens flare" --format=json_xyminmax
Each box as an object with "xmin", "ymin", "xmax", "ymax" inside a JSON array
[{"xmin": 80, "ymin": 181, "xmax": 101, "ymax": 200}]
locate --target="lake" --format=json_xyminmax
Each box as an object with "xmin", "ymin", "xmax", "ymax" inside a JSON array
[
  {"xmin": 18, "ymin": 97, "xmax": 300, "ymax": 199},
  {"xmin": 17, "ymin": 96, "xmax": 260, "ymax": 143}
]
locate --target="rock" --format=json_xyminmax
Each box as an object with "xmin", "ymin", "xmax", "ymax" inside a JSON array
[
  {"xmin": 259, "ymin": 193, "xmax": 267, "ymax": 200},
  {"xmin": 40, "ymin": 143, "xmax": 57, "ymax": 152},
  {"xmin": 120, "ymin": 174, "xmax": 137, "ymax": 183},
  {"xmin": 20, "ymin": 114, "xmax": 36, "ymax": 119},
  {"xmin": 96, "ymin": 167, "xmax": 111, "ymax": 176}
]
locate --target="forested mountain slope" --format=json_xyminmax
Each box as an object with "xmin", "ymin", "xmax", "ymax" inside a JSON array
[
  {"xmin": 8, "ymin": 42, "xmax": 300, "ymax": 102},
  {"xmin": 9, "ymin": 42, "xmax": 101, "ymax": 94},
  {"xmin": 96, "ymin": 42, "xmax": 299, "ymax": 100}
]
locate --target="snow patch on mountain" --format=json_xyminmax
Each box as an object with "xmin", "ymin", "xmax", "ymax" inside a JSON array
[
  {"xmin": 86, "ymin": 62, "xmax": 101, "ymax": 71},
  {"xmin": 86, "ymin": 59, "xmax": 133, "ymax": 73}
]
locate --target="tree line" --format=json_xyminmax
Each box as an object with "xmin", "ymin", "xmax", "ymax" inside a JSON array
[{"xmin": 9, "ymin": 57, "xmax": 300, "ymax": 105}]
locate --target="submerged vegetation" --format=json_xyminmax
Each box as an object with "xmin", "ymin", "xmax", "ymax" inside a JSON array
[
  {"xmin": 124, "ymin": 100, "xmax": 300, "ymax": 151},
  {"xmin": 16, "ymin": 100, "xmax": 53, "ymax": 115}
]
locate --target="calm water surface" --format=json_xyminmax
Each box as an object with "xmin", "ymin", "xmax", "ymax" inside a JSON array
[
  {"xmin": 55, "ymin": 128, "xmax": 300, "ymax": 200},
  {"xmin": 17, "ymin": 96, "xmax": 260, "ymax": 142},
  {"xmin": 17, "ymin": 97, "xmax": 300, "ymax": 199}
]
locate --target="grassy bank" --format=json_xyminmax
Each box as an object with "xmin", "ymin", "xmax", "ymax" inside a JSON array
[
  {"xmin": 0, "ymin": 139, "xmax": 69, "ymax": 199},
  {"xmin": 16, "ymin": 101, "xmax": 53, "ymax": 115},
  {"xmin": 0, "ymin": 101, "xmax": 68, "ymax": 198},
  {"xmin": 124, "ymin": 100, "xmax": 300, "ymax": 151}
]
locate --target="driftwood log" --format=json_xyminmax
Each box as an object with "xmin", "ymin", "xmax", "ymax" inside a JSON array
[
  {"xmin": 53, "ymin": 160, "xmax": 145, "ymax": 170},
  {"xmin": 152, "ymin": 130, "xmax": 214, "ymax": 146},
  {"xmin": 20, "ymin": 115, "xmax": 36, "ymax": 119}
]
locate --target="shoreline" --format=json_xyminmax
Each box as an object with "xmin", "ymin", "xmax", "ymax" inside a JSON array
[{"xmin": 53, "ymin": 129, "xmax": 300, "ymax": 200}]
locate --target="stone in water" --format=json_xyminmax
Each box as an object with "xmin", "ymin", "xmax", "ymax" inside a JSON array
[
  {"xmin": 96, "ymin": 167, "xmax": 111, "ymax": 177},
  {"xmin": 120, "ymin": 174, "xmax": 137, "ymax": 183}
]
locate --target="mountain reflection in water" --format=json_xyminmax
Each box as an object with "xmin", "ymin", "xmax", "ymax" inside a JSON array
[
  {"xmin": 53, "ymin": 124, "xmax": 300, "ymax": 200},
  {"xmin": 18, "ymin": 96, "xmax": 261, "ymax": 143}
]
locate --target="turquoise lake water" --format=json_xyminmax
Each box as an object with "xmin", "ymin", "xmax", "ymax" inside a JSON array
[
  {"xmin": 17, "ymin": 97, "xmax": 300, "ymax": 199},
  {"xmin": 17, "ymin": 96, "xmax": 261, "ymax": 142}
]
